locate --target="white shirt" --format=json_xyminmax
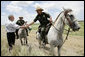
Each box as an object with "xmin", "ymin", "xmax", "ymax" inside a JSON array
[{"xmin": 5, "ymin": 20, "xmax": 20, "ymax": 32}]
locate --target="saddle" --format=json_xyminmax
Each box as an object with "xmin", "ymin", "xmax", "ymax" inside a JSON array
[{"xmin": 38, "ymin": 23, "xmax": 52, "ymax": 34}]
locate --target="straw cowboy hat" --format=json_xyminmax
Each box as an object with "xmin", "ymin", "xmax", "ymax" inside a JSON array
[
  {"xmin": 36, "ymin": 6, "xmax": 43, "ymax": 11},
  {"xmin": 19, "ymin": 17, "xmax": 23, "ymax": 19}
]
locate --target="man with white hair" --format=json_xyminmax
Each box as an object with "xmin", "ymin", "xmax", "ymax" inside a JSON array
[
  {"xmin": 26, "ymin": 6, "xmax": 53, "ymax": 44},
  {"xmin": 5, "ymin": 15, "xmax": 26, "ymax": 51}
]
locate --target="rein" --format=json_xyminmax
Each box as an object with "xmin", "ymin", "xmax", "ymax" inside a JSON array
[
  {"xmin": 51, "ymin": 11, "xmax": 72, "ymax": 46},
  {"xmin": 51, "ymin": 23, "xmax": 71, "ymax": 47},
  {"xmin": 52, "ymin": 23, "xmax": 71, "ymax": 38},
  {"xmin": 61, "ymin": 27, "xmax": 70, "ymax": 47}
]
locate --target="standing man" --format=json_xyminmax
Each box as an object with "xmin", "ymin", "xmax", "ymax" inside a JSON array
[
  {"xmin": 16, "ymin": 17, "xmax": 28, "ymax": 39},
  {"xmin": 5, "ymin": 15, "xmax": 26, "ymax": 51},
  {"xmin": 26, "ymin": 6, "xmax": 53, "ymax": 44}
]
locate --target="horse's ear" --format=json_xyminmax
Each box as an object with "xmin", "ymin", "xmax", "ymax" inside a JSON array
[{"xmin": 63, "ymin": 7, "xmax": 66, "ymax": 11}]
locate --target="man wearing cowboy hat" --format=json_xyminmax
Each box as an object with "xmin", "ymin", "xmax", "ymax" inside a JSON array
[
  {"xmin": 16, "ymin": 17, "xmax": 25, "ymax": 26},
  {"xmin": 26, "ymin": 6, "xmax": 53, "ymax": 44},
  {"xmin": 16, "ymin": 17, "xmax": 28, "ymax": 39}
]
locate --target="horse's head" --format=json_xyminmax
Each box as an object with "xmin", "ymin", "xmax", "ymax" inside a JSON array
[{"xmin": 63, "ymin": 8, "xmax": 80, "ymax": 31}]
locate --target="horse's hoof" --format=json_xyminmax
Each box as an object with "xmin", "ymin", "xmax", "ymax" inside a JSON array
[
  {"xmin": 21, "ymin": 43, "xmax": 24, "ymax": 45},
  {"xmin": 28, "ymin": 45, "xmax": 32, "ymax": 53},
  {"xmin": 26, "ymin": 44, "xmax": 29, "ymax": 46},
  {"xmin": 42, "ymin": 43, "xmax": 46, "ymax": 48}
]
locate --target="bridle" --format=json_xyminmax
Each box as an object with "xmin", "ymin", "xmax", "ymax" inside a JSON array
[
  {"xmin": 51, "ymin": 11, "xmax": 73, "ymax": 46},
  {"xmin": 52, "ymin": 11, "xmax": 73, "ymax": 32},
  {"xmin": 64, "ymin": 12, "xmax": 73, "ymax": 27}
]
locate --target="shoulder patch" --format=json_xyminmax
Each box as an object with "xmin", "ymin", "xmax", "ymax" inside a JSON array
[{"xmin": 43, "ymin": 15, "xmax": 45, "ymax": 17}]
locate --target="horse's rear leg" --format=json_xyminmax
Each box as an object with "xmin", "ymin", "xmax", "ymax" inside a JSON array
[
  {"xmin": 57, "ymin": 46, "xmax": 61, "ymax": 56},
  {"xmin": 38, "ymin": 39, "xmax": 42, "ymax": 48}
]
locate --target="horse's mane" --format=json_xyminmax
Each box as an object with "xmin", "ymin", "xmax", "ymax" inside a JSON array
[{"xmin": 54, "ymin": 11, "xmax": 64, "ymax": 24}]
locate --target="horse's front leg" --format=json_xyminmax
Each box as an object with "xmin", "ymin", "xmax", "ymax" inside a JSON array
[
  {"xmin": 57, "ymin": 46, "xmax": 61, "ymax": 56},
  {"xmin": 20, "ymin": 38, "xmax": 23, "ymax": 45},
  {"xmin": 24, "ymin": 38, "xmax": 26, "ymax": 45},
  {"xmin": 50, "ymin": 44, "xmax": 55, "ymax": 56}
]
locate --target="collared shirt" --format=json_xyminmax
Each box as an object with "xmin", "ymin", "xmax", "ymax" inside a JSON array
[
  {"xmin": 5, "ymin": 20, "xmax": 20, "ymax": 32},
  {"xmin": 34, "ymin": 12, "xmax": 51, "ymax": 26}
]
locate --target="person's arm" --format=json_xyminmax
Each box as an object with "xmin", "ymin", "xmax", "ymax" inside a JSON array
[
  {"xmin": 12, "ymin": 23, "xmax": 26, "ymax": 29},
  {"xmin": 20, "ymin": 25, "xmax": 26, "ymax": 28},
  {"xmin": 26, "ymin": 21, "xmax": 35, "ymax": 28},
  {"xmin": 25, "ymin": 21, "xmax": 27, "ymax": 24},
  {"xmin": 16, "ymin": 20, "xmax": 19, "ymax": 25},
  {"xmin": 26, "ymin": 15, "xmax": 38, "ymax": 28},
  {"xmin": 48, "ymin": 16, "xmax": 53, "ymax": 24},
  {"xmin": 45, "ymin": 12, "xmax": 53, "ymax": 24},
  {"xmin": 49, "ymin": 17, "xmax": 53, "ymax": 23},
  {"xmin": 23, "ymin": 20, "xmax": 26, "ymax": 24}
]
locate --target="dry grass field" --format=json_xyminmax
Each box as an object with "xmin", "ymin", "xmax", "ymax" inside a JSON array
[{"xmin": 1, "ymin": 22, "xmax": 84, "ymax": 56}]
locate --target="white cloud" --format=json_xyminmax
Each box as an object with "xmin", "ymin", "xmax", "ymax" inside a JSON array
[
  {"xmin": 5, "ymin": 1, "xmax": 35, "ymax": 24},
  {"xmin": 10, "ymin": 1, "xmax": 34, "ymax": 7},
  {"xmin": 6, "ymin": 4, "xmax": 22, "ymax": 13},
  {"xmin": 6, "ymin": 1, "xmax": 34, "ymax": 13},
  {"xmin": 56, "ymin": 1, "xmax": 84, "ymax": 15},
  {"xmin": 1, "ymin": 12, "xmax": 9, "ymax": 25},
  {"xmin": 34, "ymin": 2, "xmax": 55, "ymax": 9},
  {"xmin": 11, "ymin": 10, "xmax": 37, "ymax": 24},
  {"xmin": 34, "ymin": 2, "xmax": 55, "ymax": 12},
  {"xmin": 33, "ymin": 1, "xmax": 84, "ymax": 20}
]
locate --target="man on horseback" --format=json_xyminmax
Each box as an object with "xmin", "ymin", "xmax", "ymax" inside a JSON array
[
  {"xmin": 26, "ymin": 6, "xmax": 53, "ymax": 44},
  {"xmin": 16, "ymin": 17, "xmax": 28, "ymax": 39}
]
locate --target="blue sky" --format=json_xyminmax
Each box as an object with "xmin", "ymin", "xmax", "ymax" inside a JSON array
[{"xmin": 1, "ymin": 1, "xmax": 84, "ymax": 25}]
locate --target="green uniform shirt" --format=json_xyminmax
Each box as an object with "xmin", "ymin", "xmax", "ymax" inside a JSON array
[
  {"xmin": 34, "ymin": 12, "xmax": 51, "ymax": 26},
  {"xmin": 16, "ymin": 20, "xmax": 25, "ymax": 26}
]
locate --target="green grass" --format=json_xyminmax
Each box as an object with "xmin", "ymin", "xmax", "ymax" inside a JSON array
[{"xmin": 31, "ymin": 23, "xmax": 39, "ymax": 30}]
